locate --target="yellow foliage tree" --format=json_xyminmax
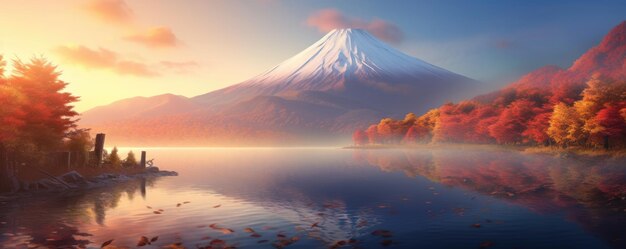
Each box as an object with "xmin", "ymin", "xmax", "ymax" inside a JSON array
[{"xmin": 548, "ymin": 102, "xmax": 583, "ymax": 146}]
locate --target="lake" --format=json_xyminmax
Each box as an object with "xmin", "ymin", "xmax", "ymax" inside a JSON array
[{"xmin": 0, "ymin": 147, "xmax": 625, "ymax": 249}]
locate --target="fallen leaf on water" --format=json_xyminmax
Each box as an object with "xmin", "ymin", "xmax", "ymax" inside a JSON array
[
  {"xmin": 158, "ymin": 209, "xmax": 164, "ymax": 212},
  {"xmin": 153, "ymin": 211, "xmax": 162, "ymax": 214},
  {"xmin": 330, "ymin": 240, "xmax": 347, "ymax": 249},
  {"xmin": 163, "ymin": 243, "xmax": 184, "ymax": 249},
  {"xmin": 243, "ymin": 228, "xmax": 256, "ymax": 233},
  {"xmin": 381, "ymin": 240, "xmax": 393, "ymax": 246},
  {"xmin": 137, "ymin": 236, "xmax": 150, "ymax": 246},
  {"xmin": 209, "ymin": 224, "xmax": 219, "ymax": 229},
  {"xmin": 213, "ymin": 204, "xmax": 221, "ymax": 208},
  {"xmin": 210, "ymin": 239, "xmax": 225, "ymax": 246},
  {"xmin": 250, "ymin": 233, "xmax": 262, "ymax": 238},
  {"xmin": 183, "ymin": 201, "xmax": 191, "ymax": 204},
  {"xmin": 291, "ymin": 236, "xmax": 299, "ymax": 241},
  {"xmin": 472, "ymin": 223, "xmax": 481, "ymax": 228},
  {"xmin": 176, "ymin": 203, "xmax": 181, "ymax": 207},
  {"xmin": 277, "ymin": 233, "xmax": 286, "ymax": 238},
  {"xmin": 371, "ymin": 230, "xmax": 393, "ymax": 238},
  {"xmin": 219, "ymin": 228, "xmax": 234, "ymax": 234},
  {"xmin": 479, "ymin": 241, "xmax": 494, "ymax": 248},
  {"xmin": 150, "ymin": 236, "xmax": 159, "ymax": 242},
  {"xmin": 100, "ymin": 239, "xmax": 114, "ymax": 248},
  {"xmin": 311, "ymin": 222, "xmax": 319, "ymax": 228}
]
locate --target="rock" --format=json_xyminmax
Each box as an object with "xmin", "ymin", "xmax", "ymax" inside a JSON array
[
  {"xmin": 145, "ymin": 166, "xmax": 160, "ymax": 173},
  {"xmin": 59, "ymin": 171, "xmax": 88, "ymax": 186}
]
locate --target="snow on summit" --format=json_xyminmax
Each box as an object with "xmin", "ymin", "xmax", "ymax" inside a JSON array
[{"xmin": 239, "ymin": 28, "xmax": 469, "ymax": 91}]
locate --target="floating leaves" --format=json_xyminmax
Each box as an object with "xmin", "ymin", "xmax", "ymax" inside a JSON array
[
  {"xmin": 100, "ymin": 239, "xmax": 114, "ymax": 248},
  {"xmin": 137, "ymin": 236, "xmax": 150, "ymax": 247},
  {"xmin": 381, "ymin": 239, "xmax": 393, "ymax": 246},
  {"xmin": 479, "ymin": 240, "xmax": 494, "ymax": 248},
  {"xmin": 213, "ymin": 204, "xmax": 222, "ymax": 208},
  {"xmin": 209, "ymin": 223, "xmax": 234, "ymax": 234},
  {"xmin": 243, "ymin": 227, "xmax": 256, "ymax": 233},
  {"xmin": 371, "ymin": 230, "xmax": 393, "ymax": 238}
]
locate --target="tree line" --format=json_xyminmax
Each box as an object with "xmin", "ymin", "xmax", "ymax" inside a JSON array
[{"xmin": 354, "ymin": 74, "xmax": 626, "ymax": 149}]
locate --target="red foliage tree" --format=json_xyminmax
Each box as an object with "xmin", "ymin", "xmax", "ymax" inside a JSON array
[
  {"xmin": 352, "ymin": 129, "xmax": 368, "ymax": 146},
  {"xmin": 595, "ymin": 102, "xmax": 626, "ymax": 148},
  {"xmin": 488, "ymin": 99, "xmax": 536, "ymax": 144}
]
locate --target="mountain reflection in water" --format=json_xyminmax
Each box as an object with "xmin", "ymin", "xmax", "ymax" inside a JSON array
[{"xmin": 0, "ymin": 148, "xmax": 624, "ymax": 249}]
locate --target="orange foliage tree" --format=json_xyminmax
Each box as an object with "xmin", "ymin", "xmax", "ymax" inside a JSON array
[{"xmin": 0, "ymin": 56, "xmax": 79, "ymax": 167}]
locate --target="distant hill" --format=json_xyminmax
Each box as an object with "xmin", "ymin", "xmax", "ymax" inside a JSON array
[
  {"xmin": 80, "ymin": 29, "xmax": 478, "ymax": 146},
  {"xmin": 355, "ymin": 21, "xmax": 626, "ymax": 148}
]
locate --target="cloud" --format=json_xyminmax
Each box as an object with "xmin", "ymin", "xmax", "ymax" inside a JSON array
[
  {"xmin": 115, "ymin": 60, "xmax": 158, "ymax": 77},
  {"xmin": 53, "ymin": 45, "xmax": 158, "ymax": 77},
  {"xmin": 124, "ymin": 27, "xmax": 179, "ymax": 48},
  {"xmin": 160, "ymin": 60, "xmax": 199, "ymax": 73},
  {"xmin": 306, "ymin": 9, "xmax": 404, "ymax": 44},
  {"xmin": 53, "ymin": 45, "xmax": 118, "ymax": 68},
  {"xmin": 84, "ymin": 0, "xmax": 133, "ymax": 24}
]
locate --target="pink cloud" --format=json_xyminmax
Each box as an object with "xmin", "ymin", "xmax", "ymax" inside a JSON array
[
  {"xmin": 124, "ymin": 27, "xmax": 179, "ymax": 48},
  {"xmin": 84, "ymin": 0, "xmax": 133, "ymax": 24},
  {"xmin": 115, "ymin": 60, "xmax": 158, "ymax": 77},
  {"xmin": 306, "ymin": 9, "xmax": 405, "ymax": 44},
  {"xmin": 53, "ymin": 45, "xmax": 158, "ymax": 77},
  {"xmin": 53, "ymin": 45, "xmax": 118, "ymax": 68}
]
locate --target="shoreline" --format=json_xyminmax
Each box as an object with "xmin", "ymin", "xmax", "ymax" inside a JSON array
[
  {"xmin": 344, "ymin": 143, "xmax": 626, "ymax": 159},
  {"xmin": 0, "ymin": 167, "xmax": 178, "ymax": 200}
]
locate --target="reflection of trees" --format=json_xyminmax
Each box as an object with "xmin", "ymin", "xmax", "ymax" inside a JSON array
[
  {"xmin": 0, "ymin": 177, "xmax": 158, "ymax": 248},
  {"xmin": 353, "ymin": 148, "xmax": 626, "ymax": 248}
]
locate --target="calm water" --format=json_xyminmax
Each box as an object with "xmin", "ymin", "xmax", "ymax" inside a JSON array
[{"xmin": 0, "ymin": 147, "xmax": 625, "ymax": 249}]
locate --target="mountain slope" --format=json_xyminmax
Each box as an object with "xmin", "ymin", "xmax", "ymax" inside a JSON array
[
  {"xmin": 80, "ymin": 29, "xmax": 478, "ymax": 146},
  {"xmin": 193, "ymin": 29, "xmax": 476, "ymax": 114}
]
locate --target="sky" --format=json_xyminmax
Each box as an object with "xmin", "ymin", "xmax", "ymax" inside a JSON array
[{"xmin": 0, "ymin": 0, "xmax": 624, "ymax": 112}]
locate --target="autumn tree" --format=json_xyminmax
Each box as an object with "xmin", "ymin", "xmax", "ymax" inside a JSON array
[
  {"xmin": 488, "ymin": 99, "xmax": 536, "ymax": 144},
  {"xmin": 7, "ymin": 57, "xmax": 79, "ymax": 150},
  {"xmin": 547, "ymin": 103, "xmax": 583, "ymax": 147},
  {"xmin": 124, "ymin": 151, "xmax": 138, "ymax": 167},
  {"xmin": 352, "ymin": 130, "xmax": 368, "ymax": 146},
  {"xmin": 365, "ymin": 125, "xmax": 379, "ymax": 144},
  {"xmin": 595, "ymin": 102, "xmax": 626, "ymax": 149},
  {"xmin": 108, "ymin": 147, "xmax": 122, "ymax": 167}
]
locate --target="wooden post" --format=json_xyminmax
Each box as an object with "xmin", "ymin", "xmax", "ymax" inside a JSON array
[
  {"xmin": 94, "ymin": 133, "xmax": 106, "ymax": 166},
  {"xmin": 62, "ymin": 151, "xmax": 71, "ymax": 170},
  {"xmin": 140, "ymin": 151, "xmax": 146, "ymax": 168}
]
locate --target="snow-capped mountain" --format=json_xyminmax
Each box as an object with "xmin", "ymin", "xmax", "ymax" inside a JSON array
[
  {"xmin": 81, "ymin": 29, "xmax": 479, "ymax": 145},
  {"xmin": 193, "ymin": 28, "xmax": 476, "ymax": 113}
]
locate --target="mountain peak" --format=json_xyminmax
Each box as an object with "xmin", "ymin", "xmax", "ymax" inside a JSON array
[{"xmin": 234, "ymin": 26, "xmax": 470, "ymax": 93}]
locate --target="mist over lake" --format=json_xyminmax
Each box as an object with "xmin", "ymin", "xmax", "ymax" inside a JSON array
[{"xmin": 1, "ymin": 147, "xmax": 624, "ymax": 249}]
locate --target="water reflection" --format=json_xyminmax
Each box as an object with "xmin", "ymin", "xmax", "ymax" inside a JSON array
[
  {"xmin": 353, "ymin": 148, "xmax": 626, "ymax": 248},
  {"xmin": 0, "ymin": 148, "xmax": 624, "ymax": 249},
  {"xmin": 0, "ymin": 178, "xmax": 159, "ymax": 248}
]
